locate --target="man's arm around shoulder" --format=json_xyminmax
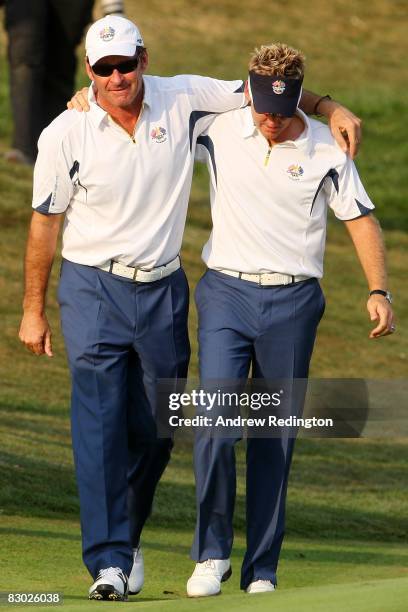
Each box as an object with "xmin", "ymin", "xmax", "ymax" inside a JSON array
[{"xmin": 299, "ymin": 90, "xmax": 362, "ymax": 159}]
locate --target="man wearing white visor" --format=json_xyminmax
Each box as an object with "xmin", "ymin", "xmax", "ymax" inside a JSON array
[{"xmin": 187, "ymin": 43, "xmax": 394, "ymax": 597}]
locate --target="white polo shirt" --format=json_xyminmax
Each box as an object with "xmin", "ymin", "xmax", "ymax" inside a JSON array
[
  {"xmin": 196, "ymin": 107, "xmax": 375, "ymax": 278},
  {"xmin": 32, "ymin": 75, "xmax": 244, "ymax": 268}
]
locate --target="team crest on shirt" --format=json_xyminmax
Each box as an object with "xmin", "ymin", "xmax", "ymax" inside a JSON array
[
  {"xmin": 272, "ymin": 80, "xmax": 286, "ymax": 94},
  {"xmin": 100, "ymin": 26, "xmax": 115, "ymax": 41},
  {"xmin": 287, "ymin": 164, "xmax": 304, "ymax": 180},
  {"xmin": 151, "ymin": 126, "xmax": 167, "ymax": 143}
]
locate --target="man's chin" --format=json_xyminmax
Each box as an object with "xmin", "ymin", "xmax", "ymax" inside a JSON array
[
  {"xmin": 108, "ymin": 90, "xmax": 134, "ymax": 106},
  {"xmin": 263, "ymin": 129, "xmax": 281, "ymax": 139}
]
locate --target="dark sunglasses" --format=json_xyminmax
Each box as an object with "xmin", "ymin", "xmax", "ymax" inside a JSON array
[{"xmin": 91, "ymin": 56, "xmax": 140, "ymax": 77}]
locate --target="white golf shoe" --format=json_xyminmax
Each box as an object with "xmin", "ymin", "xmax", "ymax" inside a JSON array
[
  {"xmin": 246, "ymin": 579, "xmax": 276, "ymax": 594},
  {"xmin": 187, "ymin": 559, "xmax": 232, "ymax": 597},
  {"xmin": 128, "ymin": 546, "xmax": 144, "ymax": 595},
  {"xmin": 88, "ymin": 567, "xmax": 129, "ymax": 601}
]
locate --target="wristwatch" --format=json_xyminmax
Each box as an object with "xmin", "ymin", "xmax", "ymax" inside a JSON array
[
  {"xmin": 369, "ymin": 290, "xmax": 393, "ymax": 304},
  {"xmin": 313, "ymin": 94, "xmax": 332, "ymax": 116}
]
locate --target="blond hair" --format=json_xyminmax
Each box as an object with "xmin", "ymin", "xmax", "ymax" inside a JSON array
[{"xmin": 249, "ymin": 43, "xmax": 305, "ymax": 78}]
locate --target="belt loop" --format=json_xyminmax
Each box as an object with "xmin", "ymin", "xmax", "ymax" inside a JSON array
[
  {"xmin": 109, "ymin": 260, "xmax": 114, "ymax": 273},
  {"xmin": 133, "ymin": 267, "xmax": 138, "ymax": 281},
  {"xmin": 292, "ymin": 275, "xmax": 295, "ymax": 284},
  {"xmin": 238, "ymin": 272, "xmax": 242, "ymax": 279}
]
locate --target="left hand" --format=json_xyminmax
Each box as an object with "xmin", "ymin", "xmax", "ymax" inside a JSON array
[
  {"xmin": 326, "ymin": 103, "xmax": 362, "ymax": 159},
  {"xmin": 367, "ymin": 295, "xmax": 395, "ymax": 338},
  {"xmin": 67, "ymin": 87, "xmax": 90, "ymax": 112}
]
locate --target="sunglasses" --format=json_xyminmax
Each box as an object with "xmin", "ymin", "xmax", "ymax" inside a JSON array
[{"xmin": 91, "ymin": 57, "xmax": 140, "ymax": 77}]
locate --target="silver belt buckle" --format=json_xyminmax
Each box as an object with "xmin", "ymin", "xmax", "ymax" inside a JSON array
[{"xmin": 112, "ymin": 261, "xmax": 137, "ymax": 280}]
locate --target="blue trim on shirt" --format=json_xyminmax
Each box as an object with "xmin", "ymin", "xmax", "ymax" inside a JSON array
[
  {"xmin": 69, "ymin": 160, "xmax": 79, "ymax": 179},
  {"xmin": 189, "ymin": 110, "xmax": 217, "ymax": 151},
  {"xmin": 354, "ymin": 199, "xmax": 373, "ymax": 216},
  {"xmin": 310, "ymin": 168, "xmax": 339, "ymax": 215},
  {"xmin": 35, "ymin": 194, "xmax": 53, "ymax": 215},
  {"xmin": 197, "ymin": 135, "xmax": 217, "ymax": 185}
]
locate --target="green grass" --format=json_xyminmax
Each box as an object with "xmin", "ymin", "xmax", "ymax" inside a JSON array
[
  {"xmin": 1, "ymin": 515, "xmax": 407, "ymax": 610},
  {"xmin": 0, "ymin": 1, "xmax": 407, "ymax": 609}
]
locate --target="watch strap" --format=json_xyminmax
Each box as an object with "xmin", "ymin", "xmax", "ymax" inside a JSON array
[
  {"xmin": 369, "ymin": 289, "xmax": 392, "ymax": 304},
  {"xmin": 313, "ymin": 94, "xmax": 332, "ymax": 116},
  {"xmin": 369, "ymin": 290, "xmax": 387, "ymax": 297}
]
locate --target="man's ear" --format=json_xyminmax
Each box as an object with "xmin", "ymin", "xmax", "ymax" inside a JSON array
[
  {"xmin": 85, "ymin": 57, "xmax": 93, "ymax": 80},
  {"xmin": 140, "ymin": 50, "xmax": 149, "ymax": 73},
  {"xmin": 244, "ymin": 80, "xmax": 251, "ymax": 103}
]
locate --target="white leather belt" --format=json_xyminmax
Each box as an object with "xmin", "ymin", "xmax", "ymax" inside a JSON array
[
  {"xmin": 98, "ymin": 255, "xmax": 180, "ymax": 282},
  {"xmin": 218, "ymin": 269, "xmax": 311, "ymax": 286}
]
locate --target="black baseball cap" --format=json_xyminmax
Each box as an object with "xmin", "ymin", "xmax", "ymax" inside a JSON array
[{"xmin": 248, "ymin": 71, "xmax": 304, "ymax": 117}]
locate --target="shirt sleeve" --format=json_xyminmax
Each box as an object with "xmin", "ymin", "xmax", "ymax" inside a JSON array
[
  {"xmin": 185, "ymin": 75, "xmax": 245, "ymax": 137},
  {"xmin": 325, "ymin": 155, "xmax": 375, "ymax": 220},
  {"xmin": 32, "ymin": 127, "xmax": 74, "ymax": 215},
  {"xmin": 187, "ymin": 76, "xmax": 245, "ymax": 112}
]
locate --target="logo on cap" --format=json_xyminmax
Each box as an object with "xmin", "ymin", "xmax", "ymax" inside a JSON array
[
  {"xmin": 100, "ymin": 26, "xmax": 115, "ymax": 42},
  {"xmin": 287, "ymin": 164, "xmax": 304, "ymax": 180},
  {"xmin": 272, "ymin": 80, "xmax": 286, "ymax": 95},
  {"xmin": 151, "ymin": 126, "xmax": 167, "ymax": 143}
]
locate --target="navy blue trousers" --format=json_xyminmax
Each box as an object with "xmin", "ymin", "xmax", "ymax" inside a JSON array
[
  {"xmin": 58, "ymin": 260, "xmax": 190, "ymax": 578},
  {"xmin": 191, "ymin": 270, "xmax": 325, "ymax": 589}
]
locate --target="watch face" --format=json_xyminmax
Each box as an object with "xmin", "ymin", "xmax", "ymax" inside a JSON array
[{"xmin": 386, "ymin": 292, "xmax": 393, "ymax": 304}]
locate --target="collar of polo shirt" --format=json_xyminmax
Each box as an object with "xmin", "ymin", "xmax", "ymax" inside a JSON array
[
  {"xmin": 87, "ymin": 77, "xmax": 152, "ymax": 127},
  {"xmin": 241, "ymin": 106, "xmax": 313, "ymax": 156}
]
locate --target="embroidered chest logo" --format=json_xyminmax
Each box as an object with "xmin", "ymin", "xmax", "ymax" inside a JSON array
[
  {"xmin": 100, "ymin": 26, "xmax": 115, "ymax": 41},
  {"xmin": 272, "ymin": 80, "xmax": 285, "ymax": 94},
  {"xmin": 151, "ymin": 126, "xmax": 167, "ymax": 143},
  {"xmin": 287, "ymin": 164, "xmax": 304, "ymax": 180}
]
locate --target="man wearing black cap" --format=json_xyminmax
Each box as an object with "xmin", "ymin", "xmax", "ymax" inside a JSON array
[{"xmin": 187, "ymin": 43, "xmax": 395, "ymax": 597}]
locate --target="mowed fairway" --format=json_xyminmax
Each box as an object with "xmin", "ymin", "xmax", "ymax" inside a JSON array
[
  {"xmin": 0, "ymin": 0, "xmax": 407, "ymax": 610},
  {"xmin": 0, "ymin": 513, "xmax": 407, "ymax": 610}
]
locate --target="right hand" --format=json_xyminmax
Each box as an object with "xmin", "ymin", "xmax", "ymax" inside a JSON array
[
  {"xmin": 19, "ymin": 312, "xmax": 53, "ymax": 357},
  {"xmin": 325, "ymin": 102, "xmax": 362, "ymax": 159},
  {"xmin": 67, "ymin": 87, "xmax": 90, "ymax": 112},
  {"xmin": 367, "ymin": 295, "xmax": 395, "ymax": 339}
]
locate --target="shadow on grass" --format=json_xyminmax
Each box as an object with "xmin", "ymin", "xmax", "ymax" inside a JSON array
[
  {"xmin": 0, "ymin": 399, "xmax": 67, "ymax": 418},
  {"xmin": 64, "ymin": 595, "xmax": 174, "ymax": 602},
  {"xmin": 0, "ymin": 527, "xmax": 80, "ymax": 541},
  {"xmin": 133, "ymin": 538, "xmax": 408, "ymax": 567},
  {"xmin": 284, "ymin": 499, "xmax": 407, "ymax": 543},
  {"xmin": 280, "ymin": 545, "xmax": 408, "ymax": 567},
  {"xmin": 0, "ymin": 450, "xmax": 79, "ymax": 518},
  {"xmin": 1, "ymin": 525, "xmax": 406, "ymax": 571},
  {"xmin": 1, "ymin": 440, "xmax": 407, "ymax": 543}
]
